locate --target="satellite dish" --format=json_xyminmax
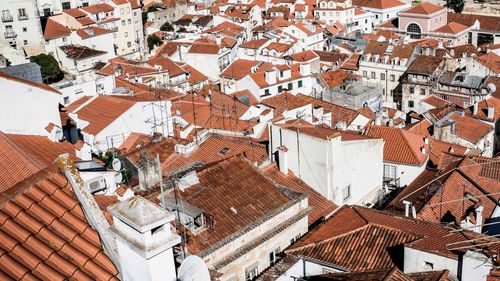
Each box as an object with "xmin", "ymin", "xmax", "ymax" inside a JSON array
[
  {"xmin": 112, "ymin": 158, "xmax": 122, "ymax": 172},
  {"xmin": 114, "ymin": 172, "xmax": 123, "ymax": 184},
  {"xmin": 178, "ymin": 255, "xmax": 210, "ymax": 281}
]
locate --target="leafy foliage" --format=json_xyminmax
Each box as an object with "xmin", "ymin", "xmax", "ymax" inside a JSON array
[
  {"xmin": 160, "ymin": 21, "xmax": 174, "ymax": 32},
  {"xmin": 446, "ymin": 0, "xmax": 465, "ymax": 13},
  {"xmin": 30, "ymin": 54, "xmax": 64, "ymax": 84},
  {"xmin": 147, "ymin": 34, "xmax": 162, "ymax": 51}
]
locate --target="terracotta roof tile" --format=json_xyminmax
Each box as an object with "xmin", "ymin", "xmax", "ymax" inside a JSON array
[
  {"xmin": 401, "ymin": 2, "xmax": 444, "ymax": 15},
  {"xmin": 0, "ymin": 166, "xmax": 119, "ymax": 280},
  {"xmin": 320, "ymin": 69, "xmax": 360, "ymax": 89},
  {"xmin": 69, "ymin": 96, "xmax": 135, "ymax": 135},
  {"xmin": 76, "ymin": 16, "xmax": 96, "ymax": 26},
  {"xmin": 0, "ymin": 133, "xmax": 76, "ymax": 191},
  {"xmin": 64, "ymin": 8, "xmax": 87, "ymax": 18},
  {"xmin": 60, "ymin": 45, "xmax": 107, "ymax": 60},
  {"xmin": 76, "ymin": 26, "xmax": 113, "ymax": 39},
  {"xmin": 447, "ymin": 12, "xmax": 500, "ymax": 33},
  {"xmin": 187, "ymin": 43, "xmax": 220, "ymax": 54},
  {"xmin": 81, "ymin": 3, "xmax": 114, "ymax": 14},
  {"xmin": 341, "ymin": 53, "xmax": 361, "ymax": 71},
  {"xmin": 406, "ymin": 55, "xmax": 444, "ymax": 75},
  {"xmin": 475, "ymin": 52, "xmax": 500, "ymax": 74},
  {"xmin": 162, "ymin": 134, "xmax": 268, "ymax": 173},
  {"xmin": 448, "ymin": 112, "xmax": 493, "ymax": 144},
  {"xmin": 239, "ymin": 38, "xmax": 269, "ymax": 49},
  {"xmin": 433, "ymin": 22, "xmax": 469, "ymax": 34},
  {"xmin": 147, "ymin": 56, "xmax": 187, "ymax": 78},
  {"xmin": 44, "ymin": 19, "xmax": 72, "ymax": 40},
  {"xmin": 352, "ymin": 0, "xmax": 406, "ymax": 9},
  {"xmin": 363, "ymin": 125, "xmax": 428, "ymax": 166}
]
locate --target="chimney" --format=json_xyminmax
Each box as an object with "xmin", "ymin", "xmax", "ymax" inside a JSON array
[
  {"xmin": 299, "ymin": 63, "xmax": 311, "ymax": 76},
  {"xmin": 265, "ymin": 69, "xmax": 277, "ymax": 85},
  {"xmin": 152, "ymin": 132, "xmax": 162, "ymax": 143},
  {"xmin": 474, "ymin": 205, "xmax": 484, "ymax": 233},
  {"xmin": 488, "ymin": 106, "xmax": 495, "ymax": 119},
  {"xmin": 277, "ymin": 146, "xmax": 288, "ymax": 175},
  {"xmin": 173, "ymin": 123, "xmax": 181, "ymax": 139},
  {"xmin": 215, "ymin": 35, "xmax": 222, "ymax": 45},
  {"xmin": 388, "ymin": 119, "xmax": 394, "ymax": 127},
  {"xmin": 108, "ymin": 196, "xmax": 181, "ymax": 281},
  {"xmin": 423, "ymin": 136, "xmax": 429, "ymax": 145},
  {"xmin": 403, "ymin": 200, "xmax": 411, "ymax": 217},
  {"xmin": 473, "ymin": 103, "xmax": 478, "ymax": 115},
  {"xmin": 421, "ymin": 146, "xmax": 426, "ymax": 154}
]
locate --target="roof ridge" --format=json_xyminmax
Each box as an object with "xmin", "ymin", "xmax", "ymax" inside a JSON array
[{"xmin": 400, "ymin": 129, "xmax": 426, "ymax": 165}]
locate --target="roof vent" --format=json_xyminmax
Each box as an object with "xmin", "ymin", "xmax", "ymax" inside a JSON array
[
  {"xmin": 177, "ymin": 171, "xmax": 200, "ymax": 192},
  {"xmin": 219, "ymin": 147, "xmax": 230, "ymax": 155},
  {"xmin": 230, "ymin": 207, "xmax": 237, "ymax": 214},
  {"xmin": 84, "ymin": 29, "xmax": 94, "ymax": 36}
]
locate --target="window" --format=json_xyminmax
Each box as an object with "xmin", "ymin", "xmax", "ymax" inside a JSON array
[
  {"xmin": 125, "ymin": 32, "xmax": 128, "ymax": 37},
  {"xmin": 420, "ymin": 89, "xmax": 426, "ymax": 95},
  {"xmin": 62, "ymin": 37, "xmax": 67, "ymax": 42},
  {"xmin": 384, "ymin": 164, "xmax": 396, "ymax": 179},
  {"xmin": 245, "ymin": 263, "xmax": 259, "ymax": 281},
  {"xmin": 423, "ymin": 261, "xmax": 434, "ymax": 270},
  {"xmin": 363, "ymin": 71, "xmax": 367, "ymax": 78},
  {"xmin": 390, "ymin": 74, "xmax": 395, "ymax": 82},
  {"xmin": 121, "ymin": 20, "xmax": 126, "ymax": 26},
  {"xmin": 18, "ymin": 8, "xmax": 27, "ymax": 20},
  {"xmin": 127, "ymin": 19, "xmax": 131, "ymax": 24},
  {"xmin": 371, "ymin": 72, "xmax": 376, "ymax": 79},
  {"xmin": 410, "ymin": 86, "xmax": 414, "ymax": 94},
  {"xmin": 127, "ymin": 41, "xmax": 132, "ymax": 47},
  {"xmin": 82, "ymin": 2, "xmax": 89, "ymax": 7},
  {"xmin": 120, "ymin": 8, "xmax": 124, "ymax": 15},
  {"xmin": 380, "ymin": 73, "xmax": 385, "ymax": 80},
  {"xmin": 375, "ymin": 15, "xmax": 379, "ymax": 19},
  {"xmin": 288, "ymin": 83, "xmax": 293, "ymax": 90},
  {"xmin": 343, "ymin": 185, "xmax": 351, "ymax": 201},
  {"xmin": 43, "ymin": 8, "xmax": 51, "ymax": 16},
  {"xmin": 23, "ymin": 40, "xmax": 28, "ymax": 45},
  {"xmin": 408, "ymin": 100, "xmax": 414, "ymax": 108},
  {"xmin": 264, "ymin": 89, "xmax": 270, "ymax": 95},
  {"xmin": 279, "ymin": 71, "xmax": 284, "ymax": 78},
  {"xmin": 278, "ymin": 85, "xmax": 283, "ymax": 93},
  {"xmin": 126, "ymin": 7, "xmax": 130, "ymax": 13},
  {"xmin": 269, "ymin": 247, "xmax": 281, "ymax": 265},
  {"xmin": 22, "ymin": 27, "xmax": 27, "ymax": 32},
  {"xmin": 298, "ymin": 80, "xmax": 303, "ymax": 88},
  {"xmin": 407, "ymin": 23, "xmax": 421, "ymax": 39},
  {"xmin": 63, "ymin": 97, "xmax": 70, "ymax": 104},
  {"xmin": 62, "ymin": 2, "xmax": 71, "ymax": 10}
]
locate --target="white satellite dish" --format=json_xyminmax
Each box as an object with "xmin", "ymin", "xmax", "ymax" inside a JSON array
[
  {"xmin": 114, "ymin": 172, "xmax": 123, "ymax": 184},
  {"xmin": 112, "ymin": 158, "xmax": 122, "ymax": 172},
  {"xmin": 178, "ymin": 255, "xmax": 210, "ymax": 281}
]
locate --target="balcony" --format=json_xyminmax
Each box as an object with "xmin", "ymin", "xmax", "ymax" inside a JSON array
[
  {"xmin": 1, "ymin": 14, "xmax": 13, "ymax": 22},
  {"xmin": 18, "ymin": 14, "xmax": 28, "ymax": 21},
  {"xmin": 4, "ymin": 31, "xmax": 16, "ymax": 39},
  {"xmin": 383, "ymin": 177, "xmax": 400, "ymax": 190}
]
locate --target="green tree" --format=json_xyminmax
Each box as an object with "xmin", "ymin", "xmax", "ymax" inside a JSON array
[
  {"xmin": 29, "ymin": 54, "xmax": 64, "ymax": 84},
  {"xmin": 446, "ymin": 0, "xmax": 465, "ymax": 13},
  {"xmin": 160, "ymin": 21, "xmax": 174, "ymax": 32},
  {"xmin": 147, "ymin": 34, "xmax": 162, "ymax": 51},
  {"xmin": 142, "ymin": 6, "xmax": 158, "ymax": 25}
]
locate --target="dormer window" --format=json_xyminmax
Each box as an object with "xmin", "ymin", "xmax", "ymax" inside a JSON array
[{"xmin": 321, "ymin": 2, "xmax": 326, "ymax": 8}]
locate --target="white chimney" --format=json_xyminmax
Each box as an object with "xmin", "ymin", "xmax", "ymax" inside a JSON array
[
  {"xmin": 421, "ymin": 146, "xmax": 426, "ymax": 154},
  {"xmin": 299, "ymin": 63, "xmax": 311, "ymax": 76},
  {"xmin": 403, "ymin": 200, "xmax": 411, "ymax": 217},
  {"xmin": 265, "ymin": 69, "xmax": 277, "ymax": 85},
  {"xmin": 473, "ymin": 103, "xmax": 478, "ymax": 115},
  {"xmin": 108, "ymin": 196, "xmax": 181, "ymax": 281},
  {"xmin": 215, "ymin": 35, "xmax": 222, "ymax": 45},
  {"xmin": 423, "ymin": 137, "xmax": 429, "ymax": 145},
  {"xmin": 488, "ymin": 106, "xmax": 495, "ymax": 119},
  {"xmin": 277, "ymin": 146, "xmax": 289, "ymax": 175},
  {"xmin": 474, "ymin": 205, "xmax": 484, "ymax": 233}
]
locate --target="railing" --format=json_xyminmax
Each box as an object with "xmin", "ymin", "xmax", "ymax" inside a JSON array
[
  {"xmin": 1, "ymin": 14, "xmax": 13, "ymax": 22},
  {"xmin": 18, "ymin": 14, "xmax": 28, "ymax": 21},
  {"xmin": 383, "ymin": 177, "xmax": 400, "ymax": 189},
  {"xmin": 4, "ymin": 31, "xmax": 16, "ymax": 38}
]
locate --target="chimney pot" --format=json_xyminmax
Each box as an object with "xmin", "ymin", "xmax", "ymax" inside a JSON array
[
  {"xmin": 487, "ymin": 106, "xmax": 495, "ymax": 119},
  {"xmin": 277, "ymin": 146, "xmax": 289, "ymax": 175}
]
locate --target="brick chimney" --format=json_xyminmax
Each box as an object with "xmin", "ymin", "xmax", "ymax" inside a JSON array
[{"xmin": 108, "ymin": 196, "xmax": 181, "ymax": 281}]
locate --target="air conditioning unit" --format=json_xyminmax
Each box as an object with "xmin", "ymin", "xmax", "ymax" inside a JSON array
[{"xmin": 86, "ymin": 176, "xmax": 107, "ymax": 193}]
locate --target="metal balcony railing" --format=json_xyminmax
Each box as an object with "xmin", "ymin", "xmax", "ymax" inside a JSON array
[
  {"xmin": 383, "ymin": 177, "xmax": 400, "ymax": 189},
  {"xmin": 2, "ymin": 14, "xmax": 13, "ymax": 22},
  {"xmin": 4, "ymin": 31, "xmax": 16, "ymax": 38},
  {"xmin": 18, "ymin": 14, "xmax": 28, "ymax": 21}
]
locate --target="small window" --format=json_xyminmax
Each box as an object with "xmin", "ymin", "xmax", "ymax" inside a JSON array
[
  {"xmin": 23, "ymin": 40, "xmax": 28, "ymax": 45},
  {"xmin": 420, "ymin": 89, "xmax": 426, "ymax": 95},
  {"xmin": 371, "ymin": 72, "xmax": 376, "ymax": 79},
  {"xmin": 125, "ymin": 32, "xmax": 128, "ymax": 37},
  {"xmin": 298, "ymin": 80, "xmax": 303, "ymax": 88},
  {"xmin": 408, "ymin": 100, "xmax": 414, "ymax": 108},
  {"xmin": 423, "ymin": 261, "xmax": 434, "ymax": 270},
  {"xmin": 245, "ymin": 263, "xmax": 259, "ymax": 281},
  {"xmin": 269, "ymin": 247, "xmax": 281, "ymax": 265},
  {"xmin": 22, "ymin": 27, "xmax": 27, "ymax": 32},
  {"xmin": 390, "ymin": 75, "xmax": 395, "ymax": 82},
  {"xmin": 63, "ymin": 97, "xmax": 69, "ymax": 104},
  {"xmin": 380, "ymin": 73, "xmax": 385, "ymax": 80},
  {"xmin": 121, "ymin": 20, "xmax": 126, "ymax": 26},
  {"xmin": 278, "ymin": 85, "xmax": 283, "ymax": 93},
  {"xmin": 343, "ymin": 185, "xmax": 351, "ymax": 201},
  {"xmin": 363, "ymin": 71, "xmax": 367, "ymax": 78},
  {"xmin": 288, "ymin": 83, "xmax": 293, "ymax": 90},
  {"xmin": 280, "ymin": 71, "xmax": 284, "ymax": 78},
  {"xmin": 127, "ymin": 41, "xmax": 132, "ymax": 47},
  {"xmin": 264, "ymin": 89, "xmax": 270, "ymax": 95},
  {"xmin": 62, "ymin": 2, "xmax": 71, "ymax": 10},
  {"xmin": 410, "ymin": 87, "xmax": 414, "ymax": 94},
  {"xmin": 127, "ymin": 19, "xmax": 131, "ymax": 24}
]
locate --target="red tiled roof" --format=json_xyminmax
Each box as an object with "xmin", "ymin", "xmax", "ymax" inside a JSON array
[
  {"xmin": 428, "ymin": 137, "xmax": 467, "ymax": 166},
  {"xmin": 447, "ymin": 12, "xmax": 500, "ymax": 33},
  {"xmin": 475, "ymin": 52, "xmax": 500, "ymax": 74},
  {"xmin": 402, "ymin": 2, "xmax": 444, "ymax": 15},
  {"xmin": 64, "ymin": 8, "xmax": 87, "ymax": 18},
  {"xmin": 433, "ymin": 22, "xmax": 469, "ymax": 34},
  {"xmin": 231, "ymin": 89, "xmax": 259, "ymax": 106},
  {"xmin": 70, "ymin": 96, "xmax": 135, "ymax": 135},
  {"xmin": 162, "ymin": 134, "xmax": 268, "ymax": 173},
  {"xmin": 0, "ymin": 72, "xmax": 61, "ymax": 95},
  {"xmin": 448, "ymin": 113, "xmax": 493, "ymax": 144},
  {"xmin": 363, "ymin": 125, "xmax": 428, "ymax": 166},
  {"xmin": 44, "ymin": 19, "xmax": 71, "ymax": 40},
  {"xmin": 76, "ymin": 16, "xmax": 96, "ymax": 26},
  {"xmin": 352, "ymin": 0, "xmax": 406, "ymax": 9},
  {"xmin": 289, "ymin": 50, "xmax": 319, "ymax": 62},
  {"xmin": 0, "ymin": 165, "xmax": 119, "ymax": 280},
  {"xmin": 168, "ymin": 156, "xmax": 294, "ymax": 254},
  {"xmin": 76, "ymin": 26, "xmax": 112, "ymax": 39},
  {"xmin": 296, "ymin": 94, "xmax": 361, "ymax": 128},
  {"xmin": 467, "ymin": 97, "xmax": 500, "ymax": 121},
  {"xmin": 220, "ymin": 59, "xmax": 263, "ymax": 79},
  {"xmin": 180, "ymin": 63, "xmax": 208, "ymax": 85},
  {"xmin": 81, "ymin": 3, "xmax": 114, "ymax": 14},
  {"xmin": 289, "ymin": 205, "xmax": 500, "ymax": 269},
  {"xmin": 187, "ymin": 43, "xmax": 220, "ymax": 54},
  {"xmin": 341, "ymin": 53, "xmax": 361, "ymax": 71},
  {"xmin": 154, "ymin": 41, "xmax": 185, "ymax": 57},
  {"xmin": 407, "ymin": 55, "xmax": 444, "ymax": 75},
  {"xmin": 239, "ymin": 38, "xmax": 269, "ymax": 49},
  {"xmin": 146, "ymin": 56, "xmax": 187, "ymax": 78},
  {"xmin": 320, "ymin": 69, "xmax": 360, "ymax": 89}
]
